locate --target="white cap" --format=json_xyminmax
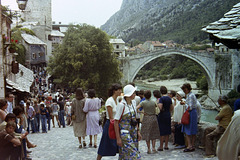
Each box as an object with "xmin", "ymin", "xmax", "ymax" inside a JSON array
[
  {"xmin": 123, "ymin": 85, "xmax": 136, "ymax": 97},
  {"xmin": 177, "ymin": 91, "xmax": 185, "ymax": 98}
]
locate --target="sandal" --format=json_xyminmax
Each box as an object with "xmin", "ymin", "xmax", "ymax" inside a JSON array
[
  {"xmin": 94, "ymin": 144, "xmax": 97, "ymax": 148},
  {"xmin": 79, "ymin": 144, "xmax": 82, "ymax": 148},
  {"xmin": 89, "ymin": 143, "xmax": 92, "ymax": 147},
  {"xmin": 164, "ymin": 147, "xmax": 169, "ymax": 150},
  {"xmin": 152, "ymin": 149, "xmax": 157, "ymax": 154},
  {"xmin": 157, "ymin": 147, "xmax": 163, "ymax": 151},
  {"xmin": 147, "ymin": 150, "xmax": 151, "ymax": 154},
  {"xmin": 83, "ymin": 141, "xmax": 86, "ymax": 147}
]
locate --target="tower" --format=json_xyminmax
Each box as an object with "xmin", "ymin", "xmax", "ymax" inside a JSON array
[{"xmin": 21, "ymin": 0, "xmax": 52, "ymax": 63}]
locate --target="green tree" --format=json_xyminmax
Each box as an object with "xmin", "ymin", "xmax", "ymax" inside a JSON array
[{"xmin": 47, "ymin": 24, "xmax": 122, "ymax": 98}]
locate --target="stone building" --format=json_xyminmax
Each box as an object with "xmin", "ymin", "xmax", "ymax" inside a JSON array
[
  {"xmin": 20, "ymin": 0, "xmax": 52, "ymax": 63},
  {"xmin": 0, "ymin": 13, "xmax": 33, "ymax": 99},
  {"xmin": 21, "ymin": 33, "xmax": 47, "ymax": 70},
  {"xmin": 109, "ymin": 39, "xmax": 126, "ymax": 57},
  {"xmin": 142, "ymin": 41, "xmax": 166, "ymax": 52}
]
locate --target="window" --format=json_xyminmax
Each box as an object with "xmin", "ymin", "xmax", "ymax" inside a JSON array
[
  {"xmin": 32, "ymin": 53, "xmax": 36, "ymax": 59},
  {"xmin": 116, "ymin": 45, "xmax": 119, "ymax": 49},
  {"xmin": 39, "ymin": 52, "xmax": 44, "ymax": 57}
]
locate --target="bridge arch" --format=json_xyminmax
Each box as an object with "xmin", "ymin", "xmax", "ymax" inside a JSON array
[{"xmin": 121, "ymin": 49, "xmax": 216, "ymax": 90}]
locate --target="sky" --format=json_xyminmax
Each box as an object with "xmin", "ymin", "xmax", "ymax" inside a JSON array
[{"xmin": 2, "ymin": 0, "xmax": 123, "ymax": 28}]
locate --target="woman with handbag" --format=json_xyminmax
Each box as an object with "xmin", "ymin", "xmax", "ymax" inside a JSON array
[
  {"xmin": 114, "ymin": 84, "xmax": 142, "ymax": 160},
  {"xmin": 180, "ymin": 83, "xmax": 198, "ymax": 152},
  {"xmin": 137, "ymin": 90, "xmax": 160, "ymax": 154},
  {"xmin": 71, "ymin": 88, "xmax": 87, "ymax": 148},
  {"xmin": 97, "ymin": 83, "xmax": 122, "ymax": 160}
]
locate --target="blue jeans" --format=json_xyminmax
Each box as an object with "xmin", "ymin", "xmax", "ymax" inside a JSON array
[
  {"xmin": 27, "ymin": 118, "xmax": 35, "ymax": 133},
  {"xmin": 47, "ymin": 114, "xmax": 51, "ymax": 130},
  {"xmin": 59, "ymin": 110, "xmax": 65, "ymax": 127},
  {"xmin": 34, "ymin": 114, "xmax": 41, "ymax": 132},
  {"xmin": 41, "ymin": 115, "xmax": 47, "ymax": 133}
]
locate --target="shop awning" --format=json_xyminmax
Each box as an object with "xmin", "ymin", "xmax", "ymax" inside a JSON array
[{"xmin": 6, "ymin": 79, "xmax": 29, "ymax": 93}]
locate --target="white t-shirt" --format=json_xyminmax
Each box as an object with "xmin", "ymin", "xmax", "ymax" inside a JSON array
[
  {"xmin": 135, "ymin": 96, "xmax": 141, "ymax": 106},
  {"xmin": 115, "ymin": 99, "xmax": 137, "ymax": 120},
  {"xmin": 105, "ymin": 97, "xmax": 118, "ymax": 119},
  {"xmin": 66, "ymin": 106, "xmax": 71, "ymax": 115}
]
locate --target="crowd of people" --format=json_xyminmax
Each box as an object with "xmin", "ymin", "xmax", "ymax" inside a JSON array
[{"xmin": 0, "ymin": 82, "xmax": 240, "ymax": 160}]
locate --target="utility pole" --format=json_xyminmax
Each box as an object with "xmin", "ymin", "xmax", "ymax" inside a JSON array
[{"xmin": 0, "ymin": 0, "xmax": 5, "ymax": 99}]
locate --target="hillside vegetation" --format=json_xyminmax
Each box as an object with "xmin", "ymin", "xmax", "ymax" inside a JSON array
[
  {"xmin": 135, "ymin": 55, "xmax": 208, "ymax": 91},
  {"xmin": 101, "ymin": 0, "xmax": 239, "ymax": 44}
]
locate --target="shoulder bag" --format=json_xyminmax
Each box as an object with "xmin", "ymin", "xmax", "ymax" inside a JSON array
[
  {"xmin": 181, "ymin": 107, "xmax": 190, "ymax": 125},
  {"xmin": 108, "ymin": 107, "xmax": 125, "ymax": 139}
]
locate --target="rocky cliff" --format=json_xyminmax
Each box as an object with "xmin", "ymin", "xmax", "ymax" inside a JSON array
[{"xmin": 101, "ymin": 0, "xmax": 239, "ymax": 44}]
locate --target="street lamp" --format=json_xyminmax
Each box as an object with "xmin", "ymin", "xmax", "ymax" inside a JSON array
[{"xmin": 17, "ymin": 0, "xmax": 28, "ymax": 11}]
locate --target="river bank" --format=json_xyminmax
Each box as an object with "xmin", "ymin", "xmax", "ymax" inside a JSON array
[{"xmin": 134, "ymin": 78, "xmax": 199, "ymax": 94}]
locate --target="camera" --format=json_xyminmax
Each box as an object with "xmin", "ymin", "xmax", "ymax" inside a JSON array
[{"xmin": 130, "ymin": 119, "xmax": 138, "ymax": 127}]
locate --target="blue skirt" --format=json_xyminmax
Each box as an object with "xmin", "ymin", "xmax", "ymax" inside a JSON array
[
  {"xmin": 182, "ymin": 108, "xmax": 198, "ymax": 135},
  {"xmin": 97, "ymin": 119, "xmax": 119, "ymax": 156}
]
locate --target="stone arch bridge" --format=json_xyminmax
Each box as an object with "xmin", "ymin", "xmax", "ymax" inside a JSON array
[{"xmin": 119, "ymin": 48, "xmax": 240, "ymax": 100}]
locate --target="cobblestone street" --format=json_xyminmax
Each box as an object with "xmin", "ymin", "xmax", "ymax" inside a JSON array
[{"xmin": 27, "ymin": 125, "xmax": 218, "ymax": 160}]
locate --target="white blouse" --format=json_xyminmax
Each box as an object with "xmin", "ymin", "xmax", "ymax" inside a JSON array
[
  {"xmin": 105, "ymin": 97, "xmax": 117, "ymax": 119},
  {"xmin": 115, "ymin": 98, "xmax": 136, "ymax": 120}
]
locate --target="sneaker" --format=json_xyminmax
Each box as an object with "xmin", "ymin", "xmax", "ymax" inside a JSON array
[{"xmin": 175, "ymin": 145, "xmax": 186, "ymax": 149}]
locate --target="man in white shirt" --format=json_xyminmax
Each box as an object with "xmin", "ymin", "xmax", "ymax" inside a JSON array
[{"xmin": 5, "ymin": 93, "xmax": 14, "ymax": 113}]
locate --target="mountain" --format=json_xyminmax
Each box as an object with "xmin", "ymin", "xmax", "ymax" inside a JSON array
[{"xmin": 101, "ymin": 0, "xmax": 239, "ymax": 44}]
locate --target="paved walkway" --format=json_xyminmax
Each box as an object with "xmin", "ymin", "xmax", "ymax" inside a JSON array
[{"xmin": 27, "ymin": 125, "xmax": 218, "ymax": 160}]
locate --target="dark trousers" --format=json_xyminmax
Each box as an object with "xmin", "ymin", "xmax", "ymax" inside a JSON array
[{"xmin": 174, "ymin": 124, "xmax": 185, "ymax": 146}]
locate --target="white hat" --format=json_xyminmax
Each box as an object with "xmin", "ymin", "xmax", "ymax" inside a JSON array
[
  {"xmin": 66, "ymin": 102, "xmax": 70, "ymax": 105},
  {"xmin": 123, "ymin": 85, "xmax": 136, "ymax": 97},
  {"xmin": 177, "ymin": 91, "xmax": 185, "ymax": 98}
]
